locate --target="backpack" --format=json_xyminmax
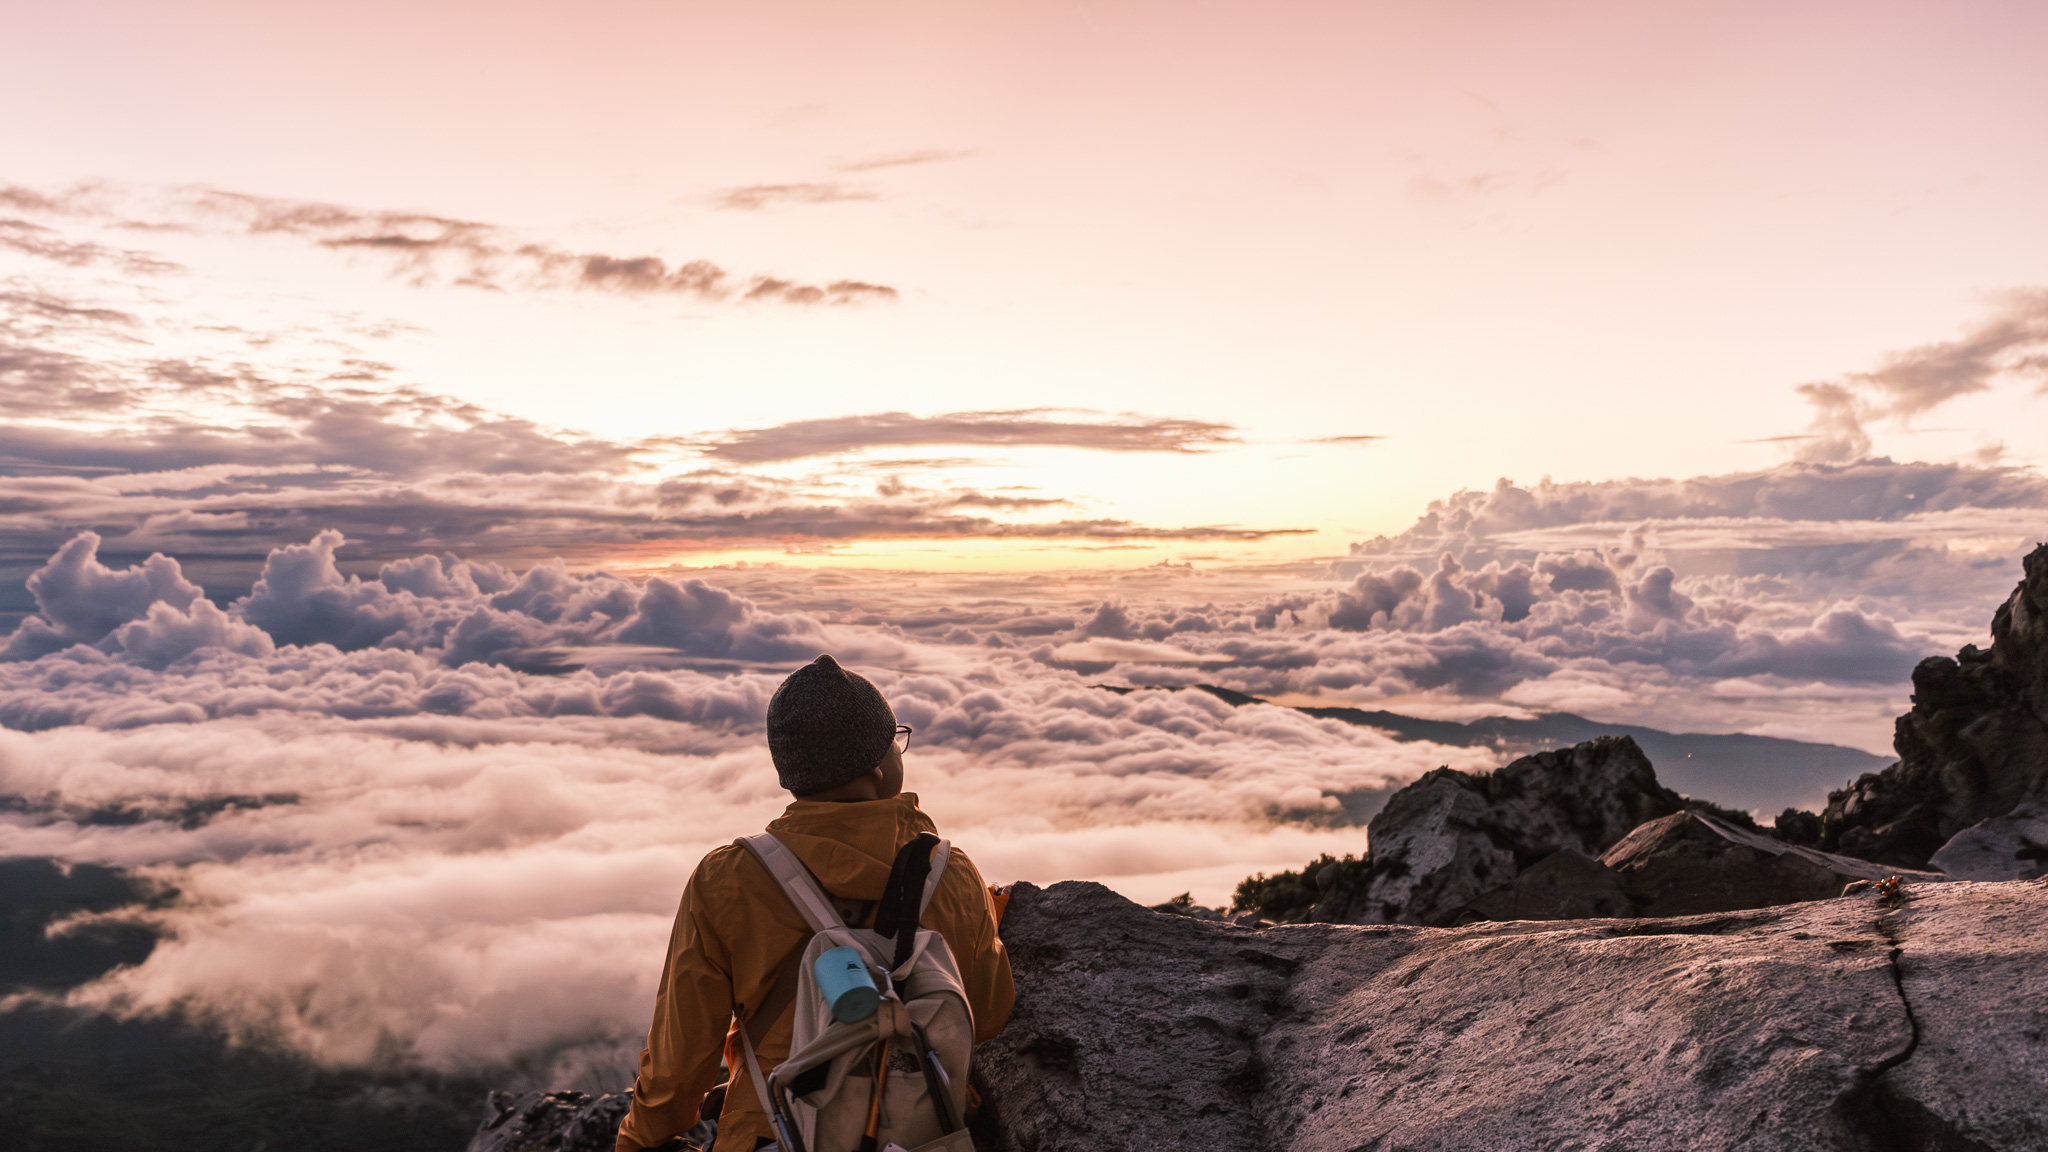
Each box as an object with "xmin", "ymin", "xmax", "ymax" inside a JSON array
[{"xmin": 736, "ymin": 831, "xmax": 978, "ymax": 1152}]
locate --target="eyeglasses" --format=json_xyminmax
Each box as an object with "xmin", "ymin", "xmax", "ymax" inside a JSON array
[{"xmin": 891, "ymin": 725, "xmax": 913, "ymax": 755}]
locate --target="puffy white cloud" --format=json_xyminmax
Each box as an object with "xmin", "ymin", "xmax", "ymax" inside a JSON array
[
  {"xmin": 106, "ymin": 598, "xmax": 275, "ymax": 670},
  {"xmin": 1349, "ymin": 461, "xmax": 2048, "ymax": 558},
  {"xmin": 0, "ymin": 532, "xmax": 203, "ymax": 660},
  {"xmin": 4, "ymin": 529, "xmax": 841, "ymax": 680},
  {"xmin": 238, "ymin": 531, "xmax": 421, "ymax": 651},
  {"xmin": 612, "ymin": 576, "xmax": 827, "ymax": 661}
]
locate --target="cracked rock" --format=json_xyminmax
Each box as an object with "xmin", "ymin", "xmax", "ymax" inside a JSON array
[
  {"xmin": 1864, "ymin": 879, "xmax": 2048, "ymax": 1150},
  {"xmin": 972, "ymin": 876, "xmax": 2048, "ymax": 1152}
]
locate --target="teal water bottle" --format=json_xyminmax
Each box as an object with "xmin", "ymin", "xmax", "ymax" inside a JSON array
[{"xmin": 813, "ymin": 946, "xmax": 879, "ymax": 1023}]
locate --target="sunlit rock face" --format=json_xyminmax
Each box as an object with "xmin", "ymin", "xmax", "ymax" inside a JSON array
[
  {"xmin": 1348, "ymin": 736, "xmax": 1684, "ymax": 926},
  {"xmin": 1822, "ymin": 542, "xmax": 2048, "ymax": 868},
  {"xmin": 973, "ymin": 878, "xmax": 2048, "ymax": 1152},
  {"xmin": 1929, "ymin": 802, "xmax": 2048, "ymax": 881}
]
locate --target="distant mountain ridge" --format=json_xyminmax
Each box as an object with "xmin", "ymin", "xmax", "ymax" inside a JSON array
[{"xmin": 1097, "ymin": 683, "xmax": 1889, "ymax": 815}]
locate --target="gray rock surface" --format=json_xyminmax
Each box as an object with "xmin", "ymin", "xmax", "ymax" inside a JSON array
[
  {"xmin": 1455, "ymin": 846, "xmax": 1631, "ymax": 922},
  {"xmin": 1876, "ymin": 880, "xmax": 2048, "ymax": 1150},
  {"xmin": 1818, "ymin": 542, "xmax": 2048, "ymax": 868},
  {"xmin": 1354, "ymin": 768, "xmax": 1516, "ymax": 926},
  {"xmin": 1357, "ymin": 736, "xmax": 1682, "ymax": 925},
  {"xmin": 974, "ymin": 876, "xmax": 2048, "ymax": 1152},
  {"xmin": 1597, "ymin": 811, "xmax": 1944, "ymax": 918},
  {"xmin": 469, "ymin": 1090, "xmax": 633, "ymax": 1152},
  {"xmin": 1928, "ymin": 801, "xmax": 2048, "ymax": 881}
]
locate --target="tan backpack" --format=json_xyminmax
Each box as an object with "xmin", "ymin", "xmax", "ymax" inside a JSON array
[{"xmin": 736, "ymin": 832, "xmax": 977, "ymax": 1152}]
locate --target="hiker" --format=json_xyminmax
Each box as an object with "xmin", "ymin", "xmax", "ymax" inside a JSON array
[{"xmin": 616, "ymin": 654, "xmax": 1015, "ymax": 1152}]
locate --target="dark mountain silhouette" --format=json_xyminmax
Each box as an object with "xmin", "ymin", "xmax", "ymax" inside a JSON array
[{"xmin": 1099, "ymin": 683, "xmax": 1888, "ymax": 816}]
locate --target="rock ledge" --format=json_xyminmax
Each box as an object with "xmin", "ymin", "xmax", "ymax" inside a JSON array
[{"xmin": 972, "ymin": 876, "xmax": 2046, "ymax": 1152}]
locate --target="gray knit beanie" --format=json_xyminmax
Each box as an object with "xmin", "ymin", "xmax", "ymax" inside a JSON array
[{"xmin": 766, "ymin": 654, "xmax": 898, "ymax": 795}]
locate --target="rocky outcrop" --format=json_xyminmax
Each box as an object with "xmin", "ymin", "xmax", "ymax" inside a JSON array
[
  {"xmin": 1818, "ymin": 542, "xmax": 2048, "ymax": 868},
  {"xmin": 974, "ymin": 877, "xmax": 2048, "ymax": 1152},
  {"xmin": 1349, "ymin": 735, "xmax": 1683, "ymax": 925},
  {"xmin": 1322, "ymin": 758, "xmax": 1942, "ymax": 928},
  {"xmin": 1254, "ymin": 735, "xmax": 1914, "ymax": 928},
  {"xmin": 1595, "ymin": 810, "xmax": 1943, "ymax": 918},
  {"xmin": 469, "ymin": 1090, "xmax": 637, "ymax": 1152},
  {"xmin": 1928, "ymin": 801, "xmax": 2048, "ymax": 881}
]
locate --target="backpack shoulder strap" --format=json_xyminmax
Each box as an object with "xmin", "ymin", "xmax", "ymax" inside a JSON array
[
  {"xmin": 734, "ymin": 832, "xmax": 839, "ymax": 1152},
  {"xmin": 874, "ymin": 834, "xmax": 955, "ymax": 973},
  {"xmin": 920, "ymin": 839, "xmax": 951, "ymax": 918},
  {"xmin": 738, "ymin": 832, "xmax": 843, "ymax": 933}
]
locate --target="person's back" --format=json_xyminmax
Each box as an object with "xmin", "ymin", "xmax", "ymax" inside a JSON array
[{"xmin": 617, "ymin": 655, "xmax": 1014, "ymax": 1152}]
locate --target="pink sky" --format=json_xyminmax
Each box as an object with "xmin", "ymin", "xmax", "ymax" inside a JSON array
[{"xmin": 4, "ymin": 0, "xmax": 2047, "ymax": 567}]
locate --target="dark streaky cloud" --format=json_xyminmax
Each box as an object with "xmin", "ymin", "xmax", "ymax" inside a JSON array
[
  {"xmin": 1, "ymin": 181, "xmax": 896, "ymax": 307},
  {"xmin": 0, "ymin": 289, "xmax": 1300, "ymax": 563},
  {"xmin": 1794, "ymin": 288, "xmax": 2048, "ymax": 462},
  {"xmin": 0, "ymin": 217, "xmax": 180, "ymax": 275},
  {"xmin": 703, "ymin": 409, "xmax": 1240, "ymax": 464}
]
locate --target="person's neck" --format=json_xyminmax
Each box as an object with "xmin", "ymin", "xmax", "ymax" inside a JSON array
[{"xmin": 798, "ymin": 782, "xmax": 893, "ymax": 803}]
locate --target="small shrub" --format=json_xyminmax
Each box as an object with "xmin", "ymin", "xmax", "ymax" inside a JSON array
[{"xmin": 1232, "ymin": 852, "xmax": 1369, "ymax": 923}]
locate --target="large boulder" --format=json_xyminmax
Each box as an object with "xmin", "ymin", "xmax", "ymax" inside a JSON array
[
  {"xmin": 1454, "ymin": 847, "xmax": 1631, "ymax": 922},
  {"xmin": 1818, "ymin": 542, "xmax": 2048, "ymax": 868},
  {"xmin": 1349, "ymin": 768, "xmax": 1516, "ymax": 926},
  {"xmin": 1596, "ymin": 810, "xmax": 1944, "ymax": 918},
  {"xmin": 1354, "ymin": 735, "xmax": 1683, "ymax": 925},
  {"xmin": 1929, "ymin": 801, "xmax": 2048, "ymax": 881},
  {"xmin": 973, "ymin": 877, "xmax": 2048, "ymax": 1152}
]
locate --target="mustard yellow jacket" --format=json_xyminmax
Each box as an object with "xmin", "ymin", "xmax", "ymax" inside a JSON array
[{"xmin": 616, "ymin": 793, "xmax": 1015, "ymax": 1152}]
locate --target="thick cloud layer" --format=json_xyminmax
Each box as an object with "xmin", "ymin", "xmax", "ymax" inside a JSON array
[
  {"xmin": 1, "ymin": 448, "xmax": 2038, "ymax": 1081},
  {"xmin": 0, "ymin": 533, "xmax": 1474, "ymax": 1072}
]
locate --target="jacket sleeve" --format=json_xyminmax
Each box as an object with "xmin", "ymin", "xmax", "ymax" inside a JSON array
[
  {"xmin": 936, "ymin": 847, "xmax": 1016, "ymax": 1044},
  {"xmin": 616, "ymin": 865, "xmax": 735, "ymax": 1152}
]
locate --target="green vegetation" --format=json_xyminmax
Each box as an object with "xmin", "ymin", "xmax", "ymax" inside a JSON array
[{"xmin": 1231, "ymin": 853, "xmax": 1370, "ymax": 923}]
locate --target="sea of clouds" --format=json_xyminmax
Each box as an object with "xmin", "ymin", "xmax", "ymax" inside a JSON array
[
  {"xmin": 3, "ymin": 467, "xmax": 2042, "ymax": 1079},
  {"xmin": 0, "ymin": 529, "xmax": 1499, "ymax": 1078}
]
